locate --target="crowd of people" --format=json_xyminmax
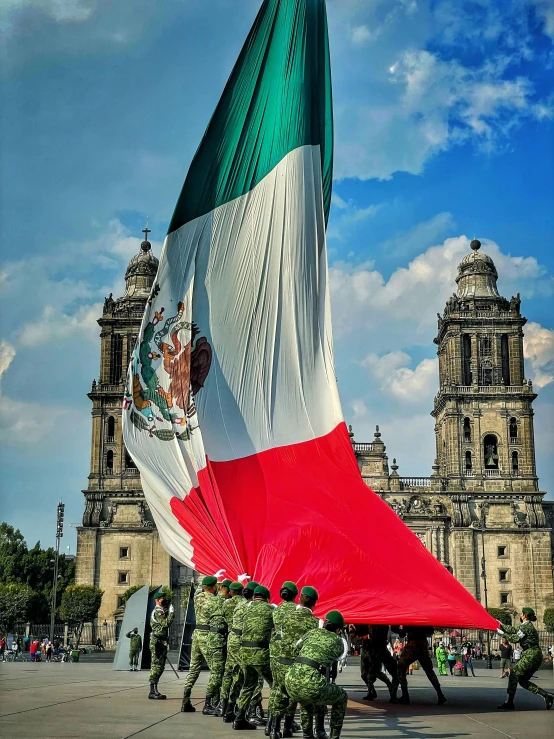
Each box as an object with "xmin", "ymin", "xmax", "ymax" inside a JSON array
[{"xmin": 141, "ymin": 577, "xmax": 553, "ymax": 739}]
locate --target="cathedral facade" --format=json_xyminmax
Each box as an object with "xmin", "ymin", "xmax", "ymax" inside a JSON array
[{"xmin": 76, "ymin": 234, "xmax": 553, "ymax": 630}]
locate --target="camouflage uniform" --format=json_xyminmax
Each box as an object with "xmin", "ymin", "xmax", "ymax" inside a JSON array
[
  {"xmin": 182, "ymin": 590, "xmax": 226, "ymax": 703},
  {"xmin": 126, "ymin": 630, "xmax": 143, "ymax": 669},
  {"xmin": 228, "ymin": 598, "xmax": 263, "ymax": 707},
  {"xmin": 359, "ymin": 625, "xmax": 397, "ymax": 699},
  {"xmin": 220, "ymin": 595, "xmax": 243, "ymax": 702},
  {"xmin": 501, "ymin": 621, "xmax": 551, "ymax": 702},
  {"xmin": 285, "ymin": 628, "xmax": 347, "ymax": 738},
  {"xmin": 149, "ymin": 604, "xmax": 174, "ymax": 684},
  {"xmin": 237, "ymin": 599, "xmax": 274, "ymax": 711},
  {"xmin": 270, "ymin": 604, "xmax": 318, "ymax": 720},
  {"xmin": 395, "ymin": 627, "xmax": 444, "ymax": 704}
]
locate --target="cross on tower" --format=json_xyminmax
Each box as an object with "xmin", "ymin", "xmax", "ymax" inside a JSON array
[{"xmin": 142, "ymin": 224, "xmax": 151, "ymax": 241}]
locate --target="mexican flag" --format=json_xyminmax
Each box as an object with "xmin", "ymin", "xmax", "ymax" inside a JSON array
[{"xmin": 123, "ymin": 0, "xmax": 497, "ymax": 628}]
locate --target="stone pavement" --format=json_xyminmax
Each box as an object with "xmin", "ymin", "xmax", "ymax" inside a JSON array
[{"xmin": 1, "ymin": 656, "xmax": 552, "ymax": 739}]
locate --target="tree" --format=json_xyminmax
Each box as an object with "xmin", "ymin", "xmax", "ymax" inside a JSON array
[
  {"xmin": 543, "ymin": 608, "xmax": 554, "ymax": 633},
  {"xmin": 487, "ymin": 607, "xmax": 512, "ymax": 625},
  {"xmin": 59, "ymin": 585, "xmax": 103, "ymax": 647},
  {"xmin": 0, "ymin": 584, "xmax": 36, "ymax": 631}
]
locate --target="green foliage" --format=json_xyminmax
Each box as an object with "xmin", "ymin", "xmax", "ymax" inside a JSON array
[
  {"xmin": 543, "ymin": 608, "xmax": 554, "ymax": 633},
  {"xmin": 0, "ymin": 522, "xmax": 75, "ymax": 622},
  {"xmin": 487, "ymin": 607, "xmax": 513, "ymax": 626},
  {"xmin": 0, "ymin": 583, "xmax": 37, "ymax": 631},
  {"xmin": 59, "ymin": 585, "xmax": 103, "ymax": 647}
]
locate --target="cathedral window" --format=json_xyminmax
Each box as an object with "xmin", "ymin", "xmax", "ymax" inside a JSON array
[
  {"xmin": 512, "ymin": 451, "xmax": 519, "ymax": 473},
  {"xmin": 479, "ymin": 336, "xmax": 493, "ymax": 386},
  {"xmin": 463, "ymin": 417, "xmax": 471, "ymax": 442},
  {"xmin": 110, "ymin": 333, "xmax": 123, "ymax": 385},
  {"xmin": 483, "ymin": 434, "xmax": 499, "ymax": 469},
  {"xmin": 509, "ymin": 417, "xmax": 518, "ymax": 441},
  {"xmin": 125, "ymin": 450, "xmax": 137, "ymax": 470},
  {"xmin": 500, "ymin": 592, "xmax": 510, "ymax": 605},
  {"xmin": 106, "ymin": 416, "xmax": 115, "ymax": 443},
  {"xmin": 119, "ymin": 547, "xmax": 130, "ymax": 560},
  {"xmin": 501, "ymin": 335, "xmax": 511, "ymax": 385},
  {"xmin": 116, "ymin": 596, "xmax": 125, "ymax": 609},
  {"xmin": 465, "ymin": 451, "xmax": 472, "ymax": 471},
  {"xmin": 497, "ymin": 545, "xmax": 508, "ymax": 558},
  {"xmin": 118, "ymin": 571, "xmax": 129, "ymax": 585},
  {"xmin": 462, "ymin": 334, "xmax": 472, "ymax": 385},
  {"xmin": 106, "ymin": 450, "xmax": 114, "ymax": 474},
  {"xmin": 498, "ymin": 569, "xmax": 509, "ymax": 582}
]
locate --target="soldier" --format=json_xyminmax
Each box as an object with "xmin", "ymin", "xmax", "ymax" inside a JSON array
[
  {"xmin": 126, "ymin": 627, "xmax": 142, "ymax": 672},
  {"xmin": 285, "ymin": 610, "xmax": 348, "ymax": 739},
  {"xmin": 497, "ymin": 608, "xmax": 554, "ymax": 710},
  {"xmin": 392, "ymin": 626, "xmax": 446, "ymax": 706},
  {"xmin": 148, "ymin": 593, "xmax": 174, "ymax": 699},
  {"xmin": 220, "ymin": 579, "xmax": 233, "ymax": 599},
  {"xmin": 223, "ymin": 580, "xmax": 260, "ymax": 724},
  {"xmin": 269, "ymin": 585, "xmax": 320, "ymax": 739},
  {"xmin": 181, "ymin": 575, "xmax": 227, "ymax": 715},
  {"xmin": 234, "ymin": 585, "xmax": 274, "ymax": 731},
  {"xmin": 356, "ymin": 624, "xmax": 397, "ymax": 701},
  {"xmin": 218, "ymin": 581, "xmax": 244, "ymax": 717}
]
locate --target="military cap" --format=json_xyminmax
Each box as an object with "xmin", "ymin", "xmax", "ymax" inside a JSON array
[
  {"xmin": 254, "ymin": 585, "xmax": 271, "ymax": 599},
  {"xmin": 245, "ymin": 581, "xmax": 260, "ymax": 592},
  {"xmin": 522, "ymin": 607, "xmax": 537, "ymax": 621},
  {"xmin": 325, "ymin": 610, "xmax": 345, "ymax": 629},
  {"xmin": 281, "ymin": 581, "xmax": 298, "ymax": 595},
  {"xmin": 202, "ymin": 575, "xmax": 218, "ymax": 586},
  {"xmin": 221, "ymin": 579, "xmax": 232, "ymax": 588},
  {"xmin": 301, "ymin": 586, "xmax": 318, "ymax": 600},
  {"xmin": 229, "ymin": 581, "xmax": 244, "ymax": 591}
]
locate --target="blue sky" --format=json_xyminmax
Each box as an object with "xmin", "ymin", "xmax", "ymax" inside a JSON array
[{"xmin": 1, "ymin": 0, "xmax": 553, "ymax": 551}]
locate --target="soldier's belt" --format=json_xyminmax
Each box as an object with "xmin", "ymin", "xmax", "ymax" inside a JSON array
[
  {"xmin": 295, "ymin": 656, "xmax": 329, "ymax": 677},
  {"xmin": 195, "ymin": 625, "xmax": 211, "ymax": 631},
  {"xmin": 277, "ymin": 657, "xmax": 295, "ymax": 665},
  {"xmin": 241, "ymin": 640, "xmax": 269, "ymax": 648},
  {"xmin": 231, "ymin": 628, "xmax": 243, "ymax": 636}
]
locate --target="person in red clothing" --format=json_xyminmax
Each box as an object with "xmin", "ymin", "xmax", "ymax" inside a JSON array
[{"xmin": 29, "ymin": 638, "xmax": 39, "ymax": 662}]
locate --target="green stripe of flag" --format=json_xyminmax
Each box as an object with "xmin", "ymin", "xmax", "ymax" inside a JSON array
[{"xmin": 168, "ymin": 0, "xmax": 333, "ymax": 235}]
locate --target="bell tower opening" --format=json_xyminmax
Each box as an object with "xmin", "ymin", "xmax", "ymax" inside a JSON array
[{"xmin": 484, "ymin": 434, "xmax": 499, "ymax": 470}]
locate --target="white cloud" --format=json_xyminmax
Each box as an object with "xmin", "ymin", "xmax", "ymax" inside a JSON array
[
  {"xmin": 350, "ymin": 398, "xmax": 368, "ymax": 419},
  {"xmin": 0, "ymin": 340, "xmax": 16, "ymax": 379},
  {"xmin": 524, "ymin": 321, "xmax": 554, "ymax": 388},
  {"xmin": 19, "ymin": 302, "xmax": 102, "ymax": 347},
  {"xmin": 530, "ymin": 0, "xmax": 554, "ymax": 40},
  {"xmin": 350, "ymin": 25, "xmax": 371, "ymax": 45},
  {"xmin": 1, "ymin": 0, "xmax": 95, "ymax": 24},
  {"xmin": 362, "ymin": 351, "xmax": 438, "ymax": 403}
]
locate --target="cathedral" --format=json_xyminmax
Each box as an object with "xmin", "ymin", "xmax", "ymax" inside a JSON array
[{"xmin": 75, "ymin": 234, "xmax": 554, "ymax": 631}]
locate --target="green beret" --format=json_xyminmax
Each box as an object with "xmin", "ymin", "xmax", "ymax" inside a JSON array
[
  {"xmin": 221, "ymin": 579, "xmax": 232, "ymax": 588},
  {"xmin": 325, "ymin": 610, "xmax": 345, "ymax": 629},
  {"xmin": 229, "ymin": 581, "xmax": 244, "ymax": 592},
  {"xmin": 522, "ymin": 607, "xmax": 537, "ymax": 621},
  {"xmin": 281, "ymin": 581, "xmax": 298, "ymax": 595},
  {"xmin": 254, "ymin": 585, "xmax": 271, "ymax": 599},
  {"xmin": 202, "ymin": 576, "xmax": 218, "ymax": 586},
  {"xmin": 301, "ymin": 586, "xmax": 318, "ymax": 600},
  {"xmin": 245, "ymin": 581, "xmax": 260, "ymax": 592}
]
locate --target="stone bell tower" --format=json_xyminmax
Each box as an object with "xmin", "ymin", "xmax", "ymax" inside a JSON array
[{"xmin": 432, "ymin": 239, "xmax": 538, "ymax": 493}]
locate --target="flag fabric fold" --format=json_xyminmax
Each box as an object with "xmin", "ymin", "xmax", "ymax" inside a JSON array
[{"xmin": 123, "ymin": 0, "xmax": 498, "ymax": 629}]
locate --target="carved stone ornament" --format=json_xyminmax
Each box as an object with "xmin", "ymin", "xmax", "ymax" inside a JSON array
[
  {"xmin": 100, "ymin": 502, "xmax": 118, "ymax": 528},
  {"xmin": 138, "ymin": 500, "xmax": 154, "ymax": 528}
]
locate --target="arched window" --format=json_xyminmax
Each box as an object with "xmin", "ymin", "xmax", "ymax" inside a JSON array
[
  {"xmin": 512, "ymin": 451, "xmax": 519, "ymax": 473},
  {"xmin": 106, "ymin": 416, "xmax": 115, "ymax": 442},
  {"xmin": 465, "ymin": 451, "xmax": 472, "ymax": 471},
  {"xmin": 463, "ymin": 417, "xmax": 471, "ymax": 442},
  {"xmin": 125, "ymin": 450, "xmax": 137, "ymax": 470},
  {"xmin": 484, "ymin": 434, "xmax": 499, "ymax": 469},
  {"xmin": 106, "ymin": 450, "xmax": 114, "ymax": 474},
  {"xmin": 509, "ymin": 417, "xmax": 518, "ymax": 441}
]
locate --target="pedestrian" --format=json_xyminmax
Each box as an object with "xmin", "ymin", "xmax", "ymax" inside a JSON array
[
  {"xmin": 180, "ymin": 575, "xmax": 226, "ymax": 714},
  {"xmin": 30, "ymin": 638, "xmax": 38, "ymax": 662},
  {"xmin": 447, "ymin": 646, "xmax": 457, "ymax": 675},
  {"xmin": 0, "ymin": 635, "xmax": 6, "ymax": 661},
  {"xmin": 513, "ymin": 646, "xmax": 522, "ymax": 662},
  {"xmin": 285, "ymin": 610, "xmax": 348, "ymax": 739},
  {"xmin": 45, "ymin": 641, "xmax": 53, "ymax": 662},
  {"xmin": 435, "ymin": 642, "xmax": 448, "ymax": 676},
  {"xmin": 475, "ymin": 643, "xmax": 482, "ymax": 660},
  {"xmin": 392, "ymin": 626, "xmax": 446, "ymax": 705},
  {"xmin": 499, "ymin": 637, "xmax": 512, "ymax": 679},
  {"xmin": 148, "ymin": 591, "xmax": 174, "ymax": 700},
  {"xmin": 461, "ymin": 640, "xmax": 476, "ymax": 677},
  {"xmin": 24, "ymin": 635, "xmax": 30, "ymax": 653},
  {"xmin": 126, "ymin": 627, "xmax": 142, "ymax": 671},
  {"xmin": 234, "ymin": 585, "xmax": 274, "ymax": 730},
  {"xmin": 497, "ymin": 608, "xmax": 553, "ymax": 710}
]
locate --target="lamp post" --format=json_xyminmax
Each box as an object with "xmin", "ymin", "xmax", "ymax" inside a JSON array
[
  {"xmin": 479, "ymin": 501, "xmax": 493, "ymax": 669},
  {"xmin": 49, "ymin": 502, "xmax": 65, "ymax": 643}
]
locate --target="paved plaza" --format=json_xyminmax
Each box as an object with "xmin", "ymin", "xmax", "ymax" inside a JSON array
[{"xmin": 1, "ymin": 656, "xmax": 552, "ymax": 739}]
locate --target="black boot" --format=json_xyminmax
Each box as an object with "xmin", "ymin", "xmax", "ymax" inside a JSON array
[
  {"xmin": 264, "ymin": 713, "xmax": 273, "ymax": 737},
  {"xmin": 181, "ymin": 693, "xmax": 196, "ymax": 712},
  {"xmin": 233, "ymin": 708, "xmax": 258, "ymax": 730},
  {"xmin": 150, "ymin": 682, "xmax": 166, "ymax": 700},
  {"xmin": 224, "ymin": 701, "xmax": 237, "ymax": 723},
  {"xmin": 254, "ymin": 704, "xmax": 267, "ymax": 726},
  {"xmin": 215, "ymin": 699, "xmax": 227, "ymax": 718},
  {"xmin": 203, "ymin": 695, "xmax": 217, "ymax": 716},
  {"xmin": 437, "ymin": 690, "xmax": 447, "ymax": 706},
  {"xmin": 282, "ymin": 714, "xmax": 294, "ymax": 738},
  {"xmin": 271, "ymin": 716, "xmax": 282, "ymax": 739},
  {"xmin": 497, "ymin": 699, "xmax": 515, "ymax": 710},
  {"xmin": 362, "ymin": 685, "xmax": 377, "ymax": 701},
  {"xmin": 314, "ymin": 713, "xmax": 327, "ymax": 739},
  {"xmin": 397, "ymin": 693, "xmax": 410, "ymax": 705},
  {"xmin": 545, "ymin": 694, "xmax": 553, "ymax": 710}
]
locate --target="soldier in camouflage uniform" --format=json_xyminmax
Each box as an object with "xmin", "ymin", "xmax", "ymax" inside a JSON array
[
  {"xmin": 181, "ymin": 575, "xmax": 227, "ymax": 715},
  {"xmin": 148, "ymin": 594, "xmax": 174, "ymax": 699},
  {"xmin": 285, "ymin": 610, "xmax": 348, "ymax": 739},
  {"xmin": 269, "ymin": 585, "xmax": 321, "ymax": 739},
  {"xmin": 497, "ymin": 608, "xmax": 553, "ymax": 710},
  {"xmin": 355, "ymin": 624, "xmax": 397, "ymax": 701},
  {"xmin": 126, "ymin": 627, "xmax": 143, "ymax": 671},
  {"xmin": 219, "ymin": 579, "xmax": 232, "ymax": 600},
  {"xmin": 234, "ymin": 585, "xmax": 274, "ymax": 731},
  {"xmin": 223, "ymin": 580, "xmax": 260, "ymax": 723},
  {"xmin": 217, "ymin": 581, "xmax": 244, "ymax": 717},
  {"xmin": 392, "ymin": 626, "xmax": 446, "ymax": 705}
]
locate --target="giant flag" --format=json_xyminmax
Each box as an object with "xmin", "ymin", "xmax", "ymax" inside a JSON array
[{"xmin": 123, "ymin": 0, "xmax": 498, "ymax": 628}]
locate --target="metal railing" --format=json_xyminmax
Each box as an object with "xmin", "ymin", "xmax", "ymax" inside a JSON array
[
  {"xmin": 353, "ymin": 442, "xmax": 376, "ymax": 452},
  {"xmin": 484, "ymin": 469, "xmax": 501, "ymax": 477},
  {"xmin": 399, "ymin": 477, "xmax": 433, "ymax": 488}
]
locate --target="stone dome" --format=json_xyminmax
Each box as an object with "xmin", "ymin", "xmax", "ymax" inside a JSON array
[
  {"xmin": 124, "ymin": 233, "xmax": 159, "ymax": 298},
  {"xmin": 456, "ymin": 239, "xmax": 500, "ymax": 299}
]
